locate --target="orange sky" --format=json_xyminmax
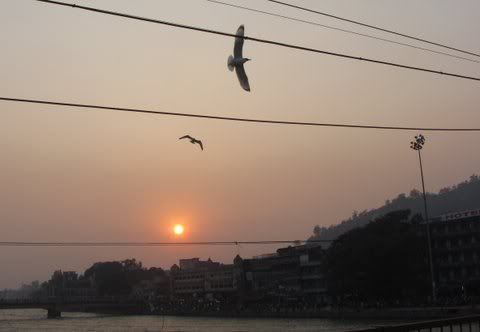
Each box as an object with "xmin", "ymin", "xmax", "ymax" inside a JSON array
[{"xmin": 1, "ymin": 0, "xmax": 480, "ymax": 288}]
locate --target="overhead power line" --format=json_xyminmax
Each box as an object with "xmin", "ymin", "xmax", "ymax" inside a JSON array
[
  {"xmin": 2, "ymin": 96, "xmax": 480, "ymax": 132},
  {"xmin": 33, "ymin": 0, "xmax": 480, "ymax": 82},
  {"xmin": 266, "ymin": 0, "xmax": 480, "ymax": 59},
  {"xmin": 206, "ymin": 0, "xmax": 479, "ymax": 64},
  {"xmin": 0, "ymin": 240, "xmax": 332, "ymax": 247}
]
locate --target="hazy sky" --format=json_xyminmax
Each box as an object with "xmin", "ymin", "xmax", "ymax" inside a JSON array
[{"xmin": 1, "ymin": 0, "xmax": 480, "ymax": 288}]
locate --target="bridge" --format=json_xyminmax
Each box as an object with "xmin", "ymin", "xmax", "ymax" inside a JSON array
[{"xmin": 0, "ymin": 298, "xmax": 147, "ymax": 318}]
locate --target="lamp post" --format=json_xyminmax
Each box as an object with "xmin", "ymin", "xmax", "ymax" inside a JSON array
[{"xmin": 410, "ymin": 134, "xmax": 436, "ymax": 303}]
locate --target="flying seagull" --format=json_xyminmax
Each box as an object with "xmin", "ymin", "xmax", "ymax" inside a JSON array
[
  {"xmin": 179, "ymin": 135, "xmax": 203, "ymax": 150},
  {"xmin": 227, "ymin": 25, "xmax": 251, "ymax": 92}
]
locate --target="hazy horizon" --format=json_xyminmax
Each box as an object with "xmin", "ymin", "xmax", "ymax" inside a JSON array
[{"xmin": 1, "ymin": 0, "xmax": 480, "ymax": 289}]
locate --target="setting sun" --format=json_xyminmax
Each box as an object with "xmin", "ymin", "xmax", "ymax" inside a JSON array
[{"xmin": 173, "ymin": 224, "xmax": 185, "ymax": 236}]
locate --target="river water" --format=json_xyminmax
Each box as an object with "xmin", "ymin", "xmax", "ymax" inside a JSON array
[{"xmin": 0, "ymin": 309, "xmax": 410, "ymax": 331}]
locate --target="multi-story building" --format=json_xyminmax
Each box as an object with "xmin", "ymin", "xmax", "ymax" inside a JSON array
[
  {"xmin": 170, "ymin": 257, "xmax": 243, "ymax": 298},
  {"xmin": 430, "ymin": 208, "xmax": 480, "ymax": 296},
  {"xmin": 170, "ymin": 245, "xmax": 328, "ymax": 305},
  {"xmin": 240, "ymin": 244, "xmax": 328, "ymax": 304}
]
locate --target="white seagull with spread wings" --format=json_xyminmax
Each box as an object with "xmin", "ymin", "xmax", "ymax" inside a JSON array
[
  {"xmin": 179, "ymin": 135, "xmax": 204, "ymax": 151},
  {"xmin": 227, "ymin": 25, "xmax": 251, "ymax": 92}
]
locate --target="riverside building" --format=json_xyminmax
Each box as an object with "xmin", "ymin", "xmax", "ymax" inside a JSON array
[
  {"xmin": 430, "ymin": 208, "xmax": 480, "ymax": 297},
  {"xmin": 169, "ymin": 257, "xmax": 243, "ymax": 299}
]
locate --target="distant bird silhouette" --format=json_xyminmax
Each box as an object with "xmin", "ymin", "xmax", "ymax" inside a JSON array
[
  {"xmin": 179, "ymin": 135, "xmax": 203, "ymax": 150},
  {"xmin": 227, "ymin": 25, "xmax": 251, "ymax": 92}
]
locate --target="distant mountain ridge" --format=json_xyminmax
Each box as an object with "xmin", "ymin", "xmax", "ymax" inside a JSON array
[{"xmin": 308, "ymin": 174, "xmax": 480, "ymax": 243}]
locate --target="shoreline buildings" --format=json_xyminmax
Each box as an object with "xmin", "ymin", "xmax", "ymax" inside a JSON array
[
  {"xmin": 430, "ymin": 208, "xmax": 480, "ymax": 298},
  {"xmin": 169, "ymin": 244, "xmax": 328, "ymax": 305},
  {"xmin": 5, "ymin": 208, "xmax": 479, "ymax": 308},
  {"xmin": 168, "ymin": 208, "xmax": 480, "ymax": 305}
]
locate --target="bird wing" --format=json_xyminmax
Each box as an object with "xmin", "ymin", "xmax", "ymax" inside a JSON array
[
  {"xmin": 235, "ymin": 64, "xmax": 250, "ymax": 92},
  {"xmin": 197, "ymin": 140, "xmax": 204, "ymax": 150},
  {"xmin": 233, "ymin": 25, "xmax": 245, "ymax": 58},
  {"xmin": 179, "ymin": 135, "xmax": 192, "ymax": 140}
]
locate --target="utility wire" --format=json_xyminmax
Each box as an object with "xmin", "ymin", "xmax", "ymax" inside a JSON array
[
  {"xmin": 33, "ymin": 0, "xmax": 480, "ymax": 82},
  {"xmin": 0, "ymin": 240, "xmax": 331, "ymax": 247},
  {"xmin": 206, "ymin": 0, "xmax": 479, "ymax": 64},
  {"xmin": 2, "ymin": 96, "xmax": 480, "ymax": 132},
  {"xmin": 266, "ymin": 0, "xmax": 480, "ymax": 59}
]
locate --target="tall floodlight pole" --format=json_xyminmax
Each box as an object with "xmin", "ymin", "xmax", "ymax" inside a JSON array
[{"xmin": 410, "ymin": 134, "xmax": 436, "ymax": 303}]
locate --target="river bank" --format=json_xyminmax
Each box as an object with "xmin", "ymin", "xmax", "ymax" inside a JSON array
[
  {"xmin": 85, "ymin": 305, "xmax": 479, "ymax": 320},
  {"xmin": 0, "ymin": 309, "xmax": 414, "ymax": 332}
]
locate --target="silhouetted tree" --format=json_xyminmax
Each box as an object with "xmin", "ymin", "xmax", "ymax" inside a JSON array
[
  {"xmin": 84, "ymin": 261, "xmax": 131, "ymax": 296},
  {"xmin": 322, "ymin": 210, "xmax": 429, "ymax": 305},
  {"xmin": 83, "ymin": 259, "xmax": 166, "ymax": 296}
]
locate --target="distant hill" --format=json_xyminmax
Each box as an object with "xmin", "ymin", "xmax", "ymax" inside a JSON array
[{"xmin": 308, "ymin": 174, "xmax": 480, "ymax": 243}]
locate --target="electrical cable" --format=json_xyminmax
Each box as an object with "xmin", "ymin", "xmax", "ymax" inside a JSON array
[
  {"xmin": 0, "ymin": 240, "xmax": 332, "ymax": 247},
  {"xmin": 266, "ymin": 0, "xmax": 480, "ymax": 59},
  {"xmin": 32, "ymin": 0, "xmax": 480, "ymax": 82},
  {"xmin": 206, "ymin": 0, "xmax": 479, "ymax": 64},
  {"xmin": 2, "ymin": 96, "xmax": 480, "ymax": 132}
]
